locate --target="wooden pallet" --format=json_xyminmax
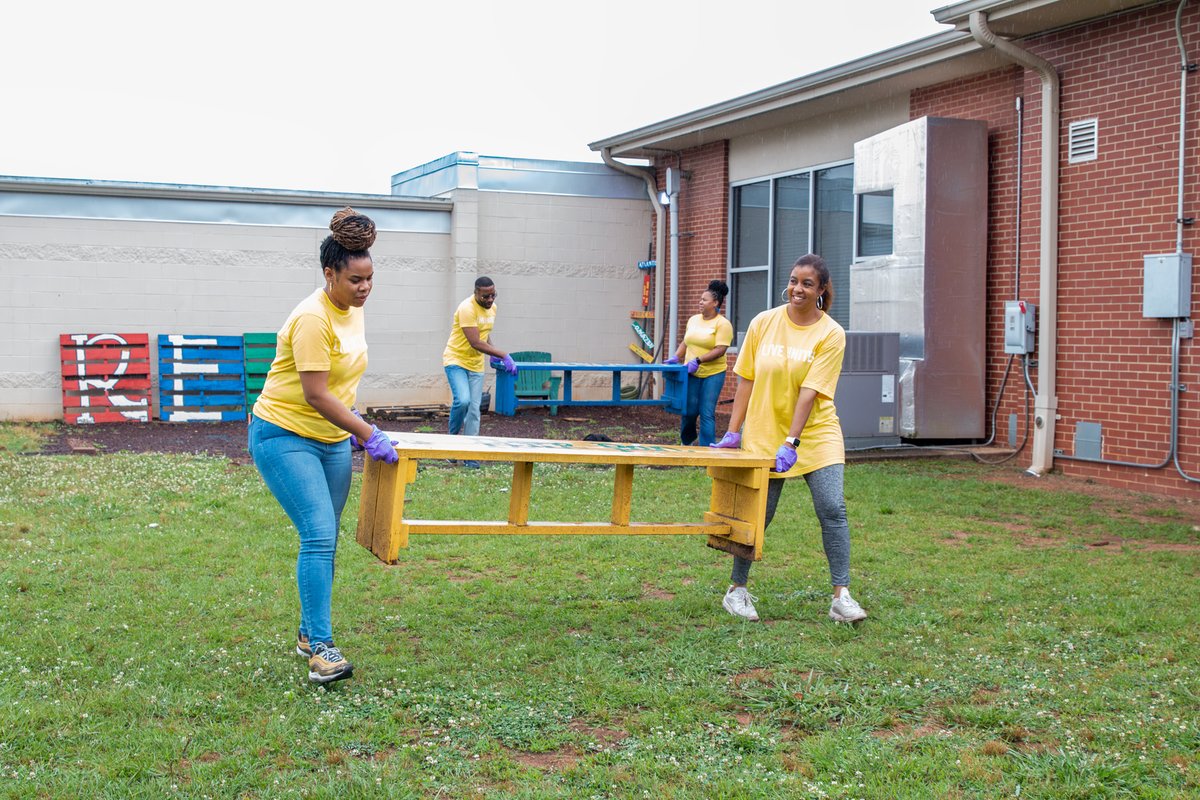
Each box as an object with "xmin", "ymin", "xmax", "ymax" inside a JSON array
[{"xmin": 367, "ymin": 404, "xmax": 450, "ymax": 422}]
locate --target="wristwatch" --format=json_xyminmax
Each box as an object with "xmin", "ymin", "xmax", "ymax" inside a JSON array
[{"xmin": 785, "ymin": 436, "xmax": 801, "ymax": 448}]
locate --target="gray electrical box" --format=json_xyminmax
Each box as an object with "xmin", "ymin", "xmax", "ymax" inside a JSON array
[
  {"xmin": 1143, "ymin": 253, "xmax": 1192, "ymax": 318},
  {"xmin": 1004, "ymin": 300, "xmax": 1036, "ymax": 354},
  {"xmin": 835, "ymin": 332, "xmax": 901, "ymax": 448}
]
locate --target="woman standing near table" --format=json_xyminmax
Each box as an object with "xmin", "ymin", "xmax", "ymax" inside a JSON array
[
  {"xmin": 711, "ymin": 254, "xmax": 867, "ymax": 625},
  {"xmin": 669, "ymin": 279, "xmax": 732, "ymax": 447},
  {"xmin": 249, "ymin": 207, "xmax": 399, "ymax": 685}
]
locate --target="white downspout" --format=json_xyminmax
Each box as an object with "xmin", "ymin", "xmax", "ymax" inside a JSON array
[
  {"xmin": 969, "ymin": 11, "xmax": 1060, "ymax": 476},
  {"xmin": 602, "ymin": 147, "xmax": 667, "ymax": 387}
]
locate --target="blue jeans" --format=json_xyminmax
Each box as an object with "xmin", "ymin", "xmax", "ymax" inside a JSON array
[
  {"xmin": 445, "ymin": 365, "xmax": 483, "ymax": 436},
  {"xmin": 731, "ymin": 463, "xmax": 851, "ymax": 588},
  {"xmin": 680, "ymin": 370, "xmax": 726, "ymax": 446},
  {"xmin": 248, "ymin": 415, "xmax": 351, "ymax": 645}
]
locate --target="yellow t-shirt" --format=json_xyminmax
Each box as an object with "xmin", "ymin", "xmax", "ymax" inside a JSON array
[
  {"xmin": 733, "ymin": 306, "xmax": 845, "ymax": 478},
  {"xmin": 683, "ymin": 313, "xmax": 734, "ymax": 379},
  {"xmin": 442, "ymin": 296, "xmax": 497, "ymax": 373},
  {"xmin": 253, "ymin": 288, "xmax": 368, "ymax": 443}
]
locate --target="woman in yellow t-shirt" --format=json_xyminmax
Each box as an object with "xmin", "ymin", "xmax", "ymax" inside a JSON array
[
  {"xmin": 711, "ymin": 254, "xmax": 868, "ymax": 625},
  {"xmin": 249, "ymin": 208, "xmax": 399, "ymax": 685},
  {"xmin": 668, "ymin": 279, "xmax": 732, "ymax": 446}
]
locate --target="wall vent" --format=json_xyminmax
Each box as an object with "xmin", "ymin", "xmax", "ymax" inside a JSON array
[{"xmin": 1068, "ymin": 119, "xmax": 1099, "ymax": 163}]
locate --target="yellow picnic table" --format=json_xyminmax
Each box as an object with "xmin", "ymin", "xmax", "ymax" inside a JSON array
[{"xmin": 355, "ymin": 432, "xmax": 775, "ymax": 564}]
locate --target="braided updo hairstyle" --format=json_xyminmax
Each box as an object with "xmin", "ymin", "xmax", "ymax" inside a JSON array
[{"xmin": 320, "ymin": 207, "xmax": 377, "ymax": 272}]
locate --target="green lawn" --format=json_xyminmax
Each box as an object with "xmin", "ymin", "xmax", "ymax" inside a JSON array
[{"xmin": 1, "ymin": 443, "xmax": 1197, "ymax": 798}]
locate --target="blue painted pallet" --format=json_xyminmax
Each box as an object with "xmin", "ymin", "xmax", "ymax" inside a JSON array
[
  {"xmin": 160, "ymin": 376, "xmax": 246, "ymax": 392},
  {"xmin": 160, "ymin": 393, "xmax": 245, "ymax": 408},
  {"xmin": 160, "ymin": 408, "xmax": 248, "ymax": 422},
  {"xmin": 157, "ymin": 334, "xmax": 248, "ymax": 422},
  {"xmin": 160, "ymin": 361, "xmax": 246, "ymax": 376}
]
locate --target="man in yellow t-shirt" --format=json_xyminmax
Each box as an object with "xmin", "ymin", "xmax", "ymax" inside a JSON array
[{"xmin": 442, "ymin": 276, "xmax": 516, "ymax": 466}]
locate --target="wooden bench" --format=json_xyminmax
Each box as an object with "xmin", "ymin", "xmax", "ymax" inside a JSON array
[
  {"xmin": 493, "ymin": 362, "xmax": 688, "ymax": 416},
  {"xmin": 355, "ymin": 432, "xmax": 774, "ymax": 564}
]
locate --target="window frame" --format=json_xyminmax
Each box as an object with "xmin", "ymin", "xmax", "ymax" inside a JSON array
[{"xmin": 727, "ymin": 159, "xmax": 853, "ymax": 350}]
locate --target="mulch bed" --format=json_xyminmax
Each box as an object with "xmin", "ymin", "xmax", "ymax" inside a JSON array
[{"xmin": 37, "ymin": 404, "xmax": 686, "ymax": 461}]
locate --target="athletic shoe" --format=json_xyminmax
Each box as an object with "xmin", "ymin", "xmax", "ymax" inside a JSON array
[
  {"xmin": 308, "ymin": 642, "xmax": 354, "ymax": 684},
  {"xmin": 722, "ymin": 585, "xmax": 760, "ymax": 621},
  {"xmin": 829, "ymin": 590, "xmax": 868, "ymax": 623},
  {"xmin": 462, "ymin": 460, "xmax": 481, "ymax": 469},
  {"xmin": 296, "ymin": 630, "xmax": 311, "ymax": 657}
]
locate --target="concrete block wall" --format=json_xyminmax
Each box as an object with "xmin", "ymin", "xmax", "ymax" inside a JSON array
[
  {"xmin": 911, "ymin": 2, "xmax": 1200, "ymax": 495},
  {"xmin": 477, "ymin": 191, "xmax": 651, "ymax": 394},
  {"xmin": 0, "ymin": 215, "xmax": 453, "ymax": 419}
]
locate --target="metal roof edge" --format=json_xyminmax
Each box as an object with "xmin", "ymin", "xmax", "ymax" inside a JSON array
[{"xmin": 0, "ymin": 175, "xmax": 452, "ymax": 212}]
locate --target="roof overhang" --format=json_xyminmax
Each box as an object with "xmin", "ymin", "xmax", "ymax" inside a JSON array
[{"xmin": 590, "ymin": 0, "xmax": 1170, "ymax": 159}]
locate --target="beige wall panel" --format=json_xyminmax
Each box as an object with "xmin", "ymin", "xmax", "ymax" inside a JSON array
[
  {"xmin": 0, "ymin": 215, "xmax": 453, "ymax": 419},
  {"xmin": 728, "ymin": 94, "xmax": 910, "ymax": 182}
]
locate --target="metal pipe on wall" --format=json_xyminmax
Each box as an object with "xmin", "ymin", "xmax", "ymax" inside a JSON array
[
  {"xmin": 602, "ymin": 147, "xmax": 666, "ymax": 396},
  {"xmin": 969, "ymin": 10, "xmax": 1060, "ymax": 477}
]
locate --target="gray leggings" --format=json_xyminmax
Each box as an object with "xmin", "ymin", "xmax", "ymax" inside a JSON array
[{"xmin": 731, "ymin": 463, "xmax": 850, "ymax": 587}]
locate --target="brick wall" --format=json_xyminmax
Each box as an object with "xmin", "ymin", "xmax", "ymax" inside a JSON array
[
  {"xmin": 652, "ymin": 142, "xmax": 739, "ymax": 406},
  {"xmin": 912, "ymin": 3, "xmax": 1200, "ymax": 496}
]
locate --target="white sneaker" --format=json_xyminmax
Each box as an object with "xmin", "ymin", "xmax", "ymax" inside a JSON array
[
  {"xmin": 722, "ymin": 585, "xmax": 760, "ymax": 621},
  {"xmin": 829, "ymin": 590, "xmax": 867, "ymax": 623}
]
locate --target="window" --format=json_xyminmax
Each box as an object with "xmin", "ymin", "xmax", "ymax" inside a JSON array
[
  {"xmin": 857, "ymin": 190, "xmax": 894, "ymax": 258},
  {"xmin": 729, "ymin": 162, "xmax": 855, "ymax": 341}
]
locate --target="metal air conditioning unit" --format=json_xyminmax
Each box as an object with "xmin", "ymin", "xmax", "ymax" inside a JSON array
[{"xmin": 835, "ymin": 332, "xmax": 900, "ymax": 449}]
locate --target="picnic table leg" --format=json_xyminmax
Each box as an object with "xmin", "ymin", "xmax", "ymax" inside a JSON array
[
  {"xmin": 495, "ymin": 370, "xmax": 516, "ymax": 416},
  {"xmin": 508, "ymin": 461, "xmax": 534, "ymax": 525},
  {"xmin": 356, "ymin": 456, "xmax": 417, "ymax": 563},
  {"xmin": 611, "ymin": 464, "xmax": 634, "ymax": 526},
  {"xmin": 703, "ymin": 465, "xmax": 770, "ymax": 561}
]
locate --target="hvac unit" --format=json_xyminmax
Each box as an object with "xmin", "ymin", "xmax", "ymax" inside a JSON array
[{"xmin": 835, "ymin": 332, "xmax": 900, "ymax": 449}]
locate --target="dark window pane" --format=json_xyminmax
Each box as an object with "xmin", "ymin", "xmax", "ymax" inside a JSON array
[
  {"xmin": 773, "ymin": 174, "xmax": 810, "ymax": 301},
  {"xmin": 731, "ymin": 269, "xmax": 768, "ymax": 345},
  {"xmin": 858, "ymin": 191, "xmax": 893, "ymax": 257},
  {"xmin": 733, "ymin": 182, "xmax": 769, "ymax": 268},
  {"xmin": 814, "ymin": 164, "xmax": 854, "ymax": 326}
]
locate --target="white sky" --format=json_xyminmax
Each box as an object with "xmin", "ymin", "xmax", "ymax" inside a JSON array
[{"xmin": 1, "ymin": 0, "xmax": 951, "ymax": 195}]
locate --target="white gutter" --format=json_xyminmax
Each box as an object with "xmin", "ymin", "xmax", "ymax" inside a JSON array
[
  {"xmin": 601, "ymin": 148, "xmax": 666, "ymax": 388},
  {"xmin": 968, "ymin": 10, "xmax": 1060, "ymax": 476}
]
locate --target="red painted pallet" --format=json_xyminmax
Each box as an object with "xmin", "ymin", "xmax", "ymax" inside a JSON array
[{"xmin": 59, "ymin": 333, "xmax": 153, "ymax": 424}]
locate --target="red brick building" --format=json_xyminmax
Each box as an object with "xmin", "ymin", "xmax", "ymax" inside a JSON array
[{"xmin": 592, "ymin": 0, "xmax": 1200, "ymax": 497}]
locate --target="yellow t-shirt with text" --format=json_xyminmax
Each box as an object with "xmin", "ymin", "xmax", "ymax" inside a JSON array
[
  {"xmin": 442, "ymin": 296, "xmax": 497, "ymax": 373},
  {"xmin": 683, "ymin": 313, "xmax": 734, "ymax": 379},
  {"xmin": 733, "ymin": 306, "xmax": 845, "ymax": 478},
  {"xmin": 253, "ymin": 289, "xmax": 368, "ymax": 443}
]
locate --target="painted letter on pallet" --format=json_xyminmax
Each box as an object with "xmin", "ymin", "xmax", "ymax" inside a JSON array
[{"xmin": 59, "ymin": 333, "xmax": 152, "ymax": 424}]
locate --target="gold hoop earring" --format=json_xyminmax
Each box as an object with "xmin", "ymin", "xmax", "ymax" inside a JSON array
[{"xmin": 781, "ymin": 288, "xmax": 791, "ymax": 303}]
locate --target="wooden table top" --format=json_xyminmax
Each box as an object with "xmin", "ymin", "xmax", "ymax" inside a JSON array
[{"xmin": 381, "ymin": 431, "xmax": 774, "ymax": 468}]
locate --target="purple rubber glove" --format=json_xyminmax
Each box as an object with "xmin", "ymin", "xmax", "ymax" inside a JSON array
[
  {"xmin": 364, "ymin": 425, "xmax": 399, "ymax": 464},
  {"xmin": 774, "ymin": 443, "xmax": 798, "ymax": 473},
  {"xmin": 686, "ymin": 358, "xmax": 701, "ymax": 374},
  {"xmin": 349, "ymin": 409, "xmax": 365, "ymax": 451},
  {"xmin": 501, "ymin": 353, "xmax": 517, "ymax": 375},
  {"xmin": 710, "ymin": 431, "xmax": 741, "ymax": 449},
  {"xmin": 490, "ymin": 357, "xmax": 504, "ymax": 370},
  {"xmin": 664, "ymin": 356, "xmax": 680, "ymax": 365}
]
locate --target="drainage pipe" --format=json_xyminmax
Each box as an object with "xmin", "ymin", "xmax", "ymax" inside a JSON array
[
  {"xmin": 969, "ymin": 11, "xmax": 1060, "ymax": 477},
  {"xmin": 1172, "ymin": 0, "xmax": 1200, "ymax": 483},
  {"xmin": 602, "ymin": 147, "xmax": 666, "ymax": 390}
]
